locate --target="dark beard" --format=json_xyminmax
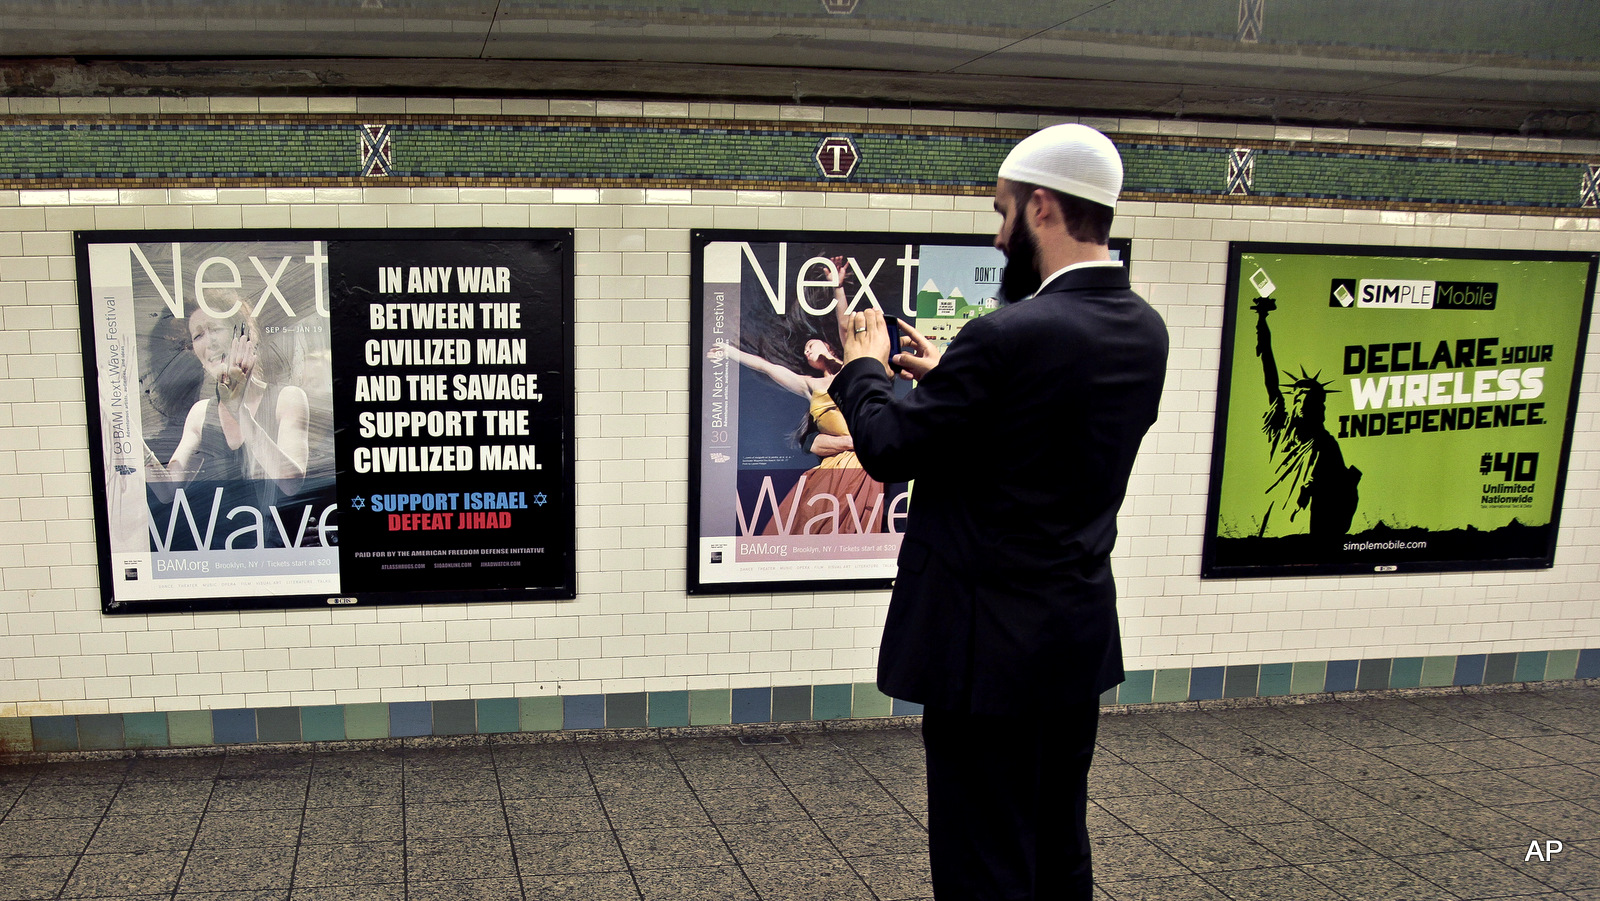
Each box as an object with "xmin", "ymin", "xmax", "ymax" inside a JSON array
[{"xmin": 998, "ymin": 215, "xmax": 1042, "ymax": 304}]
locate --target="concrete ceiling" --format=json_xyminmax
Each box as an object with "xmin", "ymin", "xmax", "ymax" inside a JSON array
[{"xmin": 3, "ymin": 1, "xmax": 1599, "ymax": 135}]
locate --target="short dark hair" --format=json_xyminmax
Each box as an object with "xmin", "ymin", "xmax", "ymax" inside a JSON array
[{"xmin": 1012, "ymin": 182, "xmax": 1115, "ymax": 246}]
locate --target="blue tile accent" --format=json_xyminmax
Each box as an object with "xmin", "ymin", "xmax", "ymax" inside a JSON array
[
  {"xmin": 891, "ymin": 698, "xmax": 924, "ymax": 716},
  {"xmin": 1188, "ymin": 666, "xmax": 1225, "ymax": 701},
  {"xmin": 562, "ymin": 694, "xmax": 605, "ymax": 730},
  {"xmin": 389, "ymin": 701, "xmax": 432, "ymax": 737},
  {"xmin": 32, "ymin": 715, "xmax": 78, "ymax": 752},
  {"xmin": 1454, "ymin": 654, "xmax": 1488, "ymax": 686},
  {"xmin": 1576, "ymin": 648, "xmax": 1600, "ymax": 679},
  {"xmin": 731, "ymin": 687, "xmax": 772, "ymax": 724},
  {"xmin": 1324, "ymin": 659, "xmax": 1360, "ymax": 693},
  {"xmin": 212, "ymin": 709, "xmax": 257, "ymax": 744}
]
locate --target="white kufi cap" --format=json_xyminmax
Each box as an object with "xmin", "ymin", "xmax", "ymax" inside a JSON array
[{"xmin": 998, "ymin": 123, "xmax": 1123, "ymax": 209}]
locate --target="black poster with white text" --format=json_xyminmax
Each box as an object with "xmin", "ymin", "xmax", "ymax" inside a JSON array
[{"xmin": 78, "ymin": 229, "xmax": 575, "ymax": 613}]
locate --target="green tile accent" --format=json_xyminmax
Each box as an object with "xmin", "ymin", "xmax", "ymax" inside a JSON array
[
  {"xmin": 1390, "ymin": 657, "xmax": 1424, "ymax": 689},
  {"xmin": 0, "ymin": 717, "xmax": 33, "ymax": 753},
  {"xmin": 343, "ymin": 703, "xmax": 390, "ymax": 740},
  {"xmin": 1258, "ymin": 662, "xmax": 1293, "ymax": 697},
  {"xmin": 432, "ymin": 699, "xmax": 477, "ymax": 735},
  {"xmin": 167, "ymin": 710, "xmax": 213, "ymax": 746},
  {"xmin": 849, "ymin": 683, "xmax": 892, "ymax": 718},
  {"xmin": 519, "ymin": 696, "xmax": 564, "ymax": 732},
  {"xmin": 476, "ymin": 698, "xmax": 520, "ymax": 734},
  {"xmin": 606, "ymin": 693, "xmax": 647, "ymax": 728},
  {"xmin": 1484, "ymin": 652, "xmax": 1518, "ymax": 684},
  {"xmin": 77, "ymin": 714, "xmax": 124, "ymax": 751},
  {"xmin": 256, "ymin": 707, "xmax": 302, "ymax": 743},
  {"xmin": 1513, "ymin": 651, "xmax": 1548, "ymax": 683},
  {"xmin": 647, "ymin": 691, "xmax": 690, "ymax": 728},
  {"xmin": 1545, "ymin": 649, "xmax": 1580, "ymax": 680},
  {"xmin": 123, "ymin": 712, "xmax": 169, "ymax": 748},
  {"xmin": 1117, "ymin": 671, "xmax": 1155, "ymax": 705},
  {"xmin": 689, "ymin": 689, "xmax": 732, "ymax": 726},
  {"xmin": 813, "ymin": 684, "xmax": 852, "ymax": 720},
  {"xmin": 1290, "ymin": 661, "xmax": 1328, "ymax": 695},
  {"xmin": 301, "ymin": 705, "xmax": 346, "ymax": 742},
  {"xmin": 1152, "ymin": 669, "xmax": 1190, "ymax": 703},
  {"xmin": 0, "ymin": 119, "xmax": 1590, "ymax": 211},
  {"xmin": 1420, "ymin": 656, "xmax": 1458, "ymax": 687},
  {"xmin": 1356, "ymin": 659, "xmax": 1392, "ymax": 692},
  {"xmin": 772, "ymin": 686, "xmax": 813, "ymax": 722},
  {"xmin": 1222, "ymin": 665, "xmax": 1260, "ymax": 699}
]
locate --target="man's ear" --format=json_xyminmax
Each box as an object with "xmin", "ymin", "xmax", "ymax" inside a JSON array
[{"xmin": 1027, "ymin": 187, "xmax": 1059, "ymax": 229}]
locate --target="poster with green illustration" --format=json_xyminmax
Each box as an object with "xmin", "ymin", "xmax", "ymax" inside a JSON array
[{"xmin": 1203, "ymin": 243, "xmax": 1596, "ymax": 578}]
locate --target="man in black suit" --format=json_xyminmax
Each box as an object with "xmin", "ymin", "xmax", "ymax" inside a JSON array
[{"xmin": 831, "ymin": 124, "xmax": 1169, "ymax": 900}]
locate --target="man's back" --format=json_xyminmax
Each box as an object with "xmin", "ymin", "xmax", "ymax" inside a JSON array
[{"xmin": 833, "ymin": 264, "xmax": 1168, "ymax": 713}]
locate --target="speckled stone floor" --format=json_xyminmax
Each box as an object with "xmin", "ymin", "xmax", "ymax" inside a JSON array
[{"xmin": 2, "ymin": 684, "xmax": 1596, "ymax": 900}]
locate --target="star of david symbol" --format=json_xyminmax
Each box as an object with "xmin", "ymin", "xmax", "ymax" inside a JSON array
[
  {"xmin": 532, "ymin": 493, "xmax": 548, "ymax": 507},
  {"xmin": 349, "ymin": 495, "xmax": 366, "ymax": 510}
]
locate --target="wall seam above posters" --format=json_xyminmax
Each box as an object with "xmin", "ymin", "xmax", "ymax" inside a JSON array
[{"xmin": 1, "ymin": 114, "xmax": 1598, "ymax": 214}]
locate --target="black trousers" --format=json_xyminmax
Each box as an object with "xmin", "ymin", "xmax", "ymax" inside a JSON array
[{"xmin": 921, "ymin": 701, "xmax": 1101, "ymax": 901}]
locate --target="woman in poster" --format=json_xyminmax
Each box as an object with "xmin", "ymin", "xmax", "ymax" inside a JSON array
[
  {"xmin": 713, "ymin": 257, "xmax": 888, "ymax": 534},
  {"xmin": 143, "ymin": 296, "xmax": 311, "ymax": 510}
]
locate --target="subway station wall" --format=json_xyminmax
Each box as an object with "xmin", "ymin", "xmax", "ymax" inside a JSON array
[{"xmin": 2, "ymin": 95, "xmax": 1599, "ymax": 752}]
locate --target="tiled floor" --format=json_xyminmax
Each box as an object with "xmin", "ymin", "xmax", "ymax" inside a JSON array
[{"xmin": 1, "ymin": 684, "xmax": 1597, "ymax": 900}]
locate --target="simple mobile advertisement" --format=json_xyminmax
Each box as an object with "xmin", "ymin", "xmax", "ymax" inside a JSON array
[
  {"xmin": 77, "ymin": 229, "xmax": 575, "ymax": 613},
  {"xmin": 1203, "ymin": 243, "xmax": 1597, "ymax": 578},
  {"xmin": 688, "ymin": 229, "xmax": 1128, "ymax": 594}
]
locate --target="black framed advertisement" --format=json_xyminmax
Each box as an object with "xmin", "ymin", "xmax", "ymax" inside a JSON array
[
  {"xmin": 77, "ymin": 228, "xmax": 576, "ymax": 613},
  {"xmin": 688, "ymin": 229, "xmax": 1131, "ymax": 594},
  {"xmin": 1203, "ymin": 242, "xmax": 1596, "ymax": 579}
]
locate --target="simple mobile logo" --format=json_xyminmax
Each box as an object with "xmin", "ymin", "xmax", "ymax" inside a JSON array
[{"xmin": 1329, "ymin": 278, "xmax": 1497, "ymax": 310}]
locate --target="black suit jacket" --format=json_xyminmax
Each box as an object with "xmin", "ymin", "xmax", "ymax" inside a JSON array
[{"xmin": 831, "ymin": 265, "xmax": 1168, "ymax": 714}]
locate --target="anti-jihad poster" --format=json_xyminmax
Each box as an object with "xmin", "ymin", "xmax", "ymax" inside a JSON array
[
  {"xmin": 1203, "ymin": 243, "xmax": 1597, "ymax": 579},
  {"xmin": 77, "ymin": 229, "xmax": 575, "ymax": 613},
  {"xmin": 687, "ymin": 229, "xmax": 1129, "ymax": 594}
]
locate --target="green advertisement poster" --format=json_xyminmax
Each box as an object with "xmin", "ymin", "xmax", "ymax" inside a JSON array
[{"xmin": 1203, "ymin": 243, "xmax": 1597, "ymax": 578}]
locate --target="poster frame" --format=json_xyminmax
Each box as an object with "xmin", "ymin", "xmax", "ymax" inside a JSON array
[
  {"xmin": 75, "ymin": 227, "xmax": 577, "ymax": 614},
  {"xmin": 686, "ymin": 228, "xmax": 1131, "ymax": 595},
  {"xmin": 1202, "ymin": 241, "xmax": 1597, "ymax": 580}
]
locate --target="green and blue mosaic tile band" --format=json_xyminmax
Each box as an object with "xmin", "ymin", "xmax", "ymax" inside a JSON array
[
  {"xmin": 2, "ymin": 648, "xmax": 1594, "ymax": 754},
  {"xmin": 0, "ymin": 117, "xmax": 1596, "ymax": 212}
]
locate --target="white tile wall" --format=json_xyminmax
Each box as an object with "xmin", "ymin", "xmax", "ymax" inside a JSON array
[{"xmin": 1, "ymin": 100, "xmax": 1598, "ymax": 716}]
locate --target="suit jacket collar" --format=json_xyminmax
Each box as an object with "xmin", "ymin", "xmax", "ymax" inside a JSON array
[{"xmin": 1033, "ymin": 263, "xmax": 1130, "ymax": 297}]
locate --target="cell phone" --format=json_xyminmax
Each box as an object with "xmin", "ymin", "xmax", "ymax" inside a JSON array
[{"xmin": 884, "ymin": 315, "xmax": 904, "ymax": 374}]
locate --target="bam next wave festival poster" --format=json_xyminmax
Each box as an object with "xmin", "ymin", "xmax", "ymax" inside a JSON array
[
  {"xmin": 688, "ymin": 230, "xmax": 1128, "ymax": 594},
  {"xmin": 77, "ymin": 229, "xmax": 575, "ymax": 613},
  {"xmin": 1203, "ymin": 243, "xmax": 1597, "ymax": 579}
]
